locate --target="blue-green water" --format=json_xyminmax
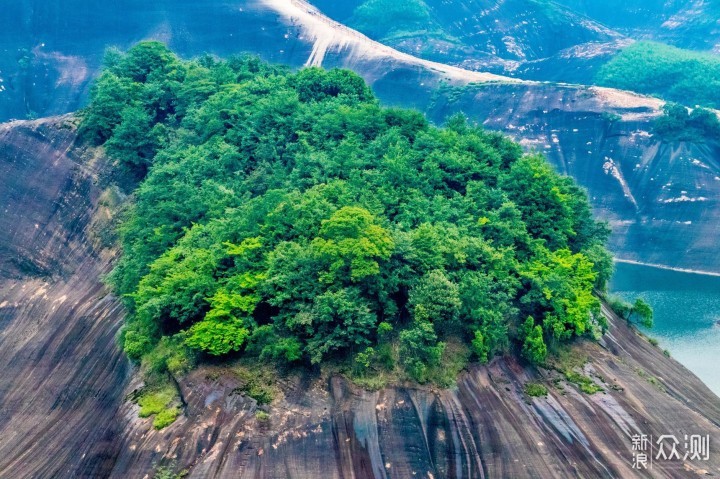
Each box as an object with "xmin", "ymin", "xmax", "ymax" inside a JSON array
[{"xmin": 610, "ymin": 262, "xmax": 720, "ymax": 396}]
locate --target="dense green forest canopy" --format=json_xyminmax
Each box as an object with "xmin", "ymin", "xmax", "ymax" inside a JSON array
[
  {"xmin": 597, "ymin": 41, "xmax": 720, "ymax": 109},
  {"xmin": 349, "ymin": 0, "xmax": 437, "ymax": 40},
  {"xmin": 83, "ymin": 42, "xmax": 612, "ymax": 383}
]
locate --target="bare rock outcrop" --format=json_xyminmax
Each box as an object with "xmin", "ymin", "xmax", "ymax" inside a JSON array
[{"xmin": 0, "ymin": 117, "xmax": 128, "ymax": 477}]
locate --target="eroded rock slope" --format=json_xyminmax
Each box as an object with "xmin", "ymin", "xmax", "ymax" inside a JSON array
[{"xmin": 0, "ymin": 117, "xmax": 128, "ymax": 477}]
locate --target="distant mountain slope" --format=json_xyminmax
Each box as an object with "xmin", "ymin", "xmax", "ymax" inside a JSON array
[
  {"xmin": 556, "ymin": 0, "xmax": 720, "ymax": 51},
  {"xmin": 6, "ymin": 0, "xmax": 720, "ymax": 273},
  {"xmin": 310, "ymin": 0, "xmax": 626, "ymax": 82}
]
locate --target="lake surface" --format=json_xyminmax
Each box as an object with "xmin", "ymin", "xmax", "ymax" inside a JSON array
[{"xmin": 610, "ymin": 261, "xmax": 720, "ymax": 396}]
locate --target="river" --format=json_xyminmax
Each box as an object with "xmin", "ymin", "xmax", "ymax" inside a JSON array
[{"xmin": 610, "ymin": 261, "xmax": 720, "ymax": 396}]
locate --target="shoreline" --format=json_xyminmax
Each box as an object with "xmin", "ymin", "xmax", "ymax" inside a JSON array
[{"xmin": 614, "ymin": 258, "xmax": 720, "ymax": 278}]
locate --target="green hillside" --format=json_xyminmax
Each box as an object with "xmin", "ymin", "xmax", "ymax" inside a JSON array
[{"xmin": 82, "ymin": 42, "xmax": 612, "ymax": 389}]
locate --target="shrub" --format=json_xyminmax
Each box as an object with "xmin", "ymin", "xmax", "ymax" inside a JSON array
[
  {"xmin": 153, "ymin": 408, "xmax": 181, "ymax": 430},
  {"xmin": 524, "ymin": 382, "xmax": 548, "ymax": 397},
  {"xmin": 597, "ymin": 41, "xmax": 720, "ymax": 108},
  {"xmin": 565, "ymin": 371, "xmax": 603, "ymax": 394}
]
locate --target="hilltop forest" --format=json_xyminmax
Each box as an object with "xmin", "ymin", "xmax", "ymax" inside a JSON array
[{"xmin": 82, "ymin": 42, "xmax": 612, "ymax": 390}]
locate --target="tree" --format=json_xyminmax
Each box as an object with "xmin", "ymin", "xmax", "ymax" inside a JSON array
[
  {"xmin": 105, "ymin": 105, "xmax": 160, "ymax": 174},
  {"xmin": 521, "ymin": 317, "xmax": 547, "ymax": 364},
  {"xmin": 302, "ymin": 288, "xmax": 377, "ymax": 364},
  {"xmin": 399, "ymin": 320, "xmax": 445, "ymax": 382},
  {"xmin": 409, "ymin": 269, "xmax": 461, "ymax": 334},
  {"xmin": 185, "ymin": 318, "xmax": 249, "ymax": 356},
  {"xmin": 521, "ymin": 248, "xmax": 600, "ymax": 344},
  {"xmin": 629, "ymin": 298, "xmax": 654, "ymax": 328},
  {"xmin": 80, "ymin": 72, "xmax": 137, "ymax": 143},
  {"xmin": 313, "ymin": 206, "xmax": 394, "ymax": 283},
  {"xmin": 609, "ymin": 296, "xmax": 653, "ymax": 328}
]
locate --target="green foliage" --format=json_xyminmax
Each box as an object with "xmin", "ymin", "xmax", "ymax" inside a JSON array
[
  {"xmin": 185, "ymin": 318, "xmax": 249, "ymax": 356},
  {"xmin": 521, "ymin": 318, "xmax": 548, "ymax": 364},
  {"xmin": 653, "ymin": 103, "xmax": 720, "ymax": 142},
  {"xmin": 630, "ymin": 298, "xmax": 654, "ymax": 328},
  {"xmin": 137, "ymin": 387, "xmax": 174, "ymax": 417},
  {"xmin": 608, "ymin": 295, "xmax": 632, "ymax": 319},
  {"xmin": 255, "ymin": 410, "xmax": 270, "ymax": 422},
  {"xmin": 153, "ymin": 408, "xmax": 181, "ymax": 429},
  {"xmin": 470, "ymin": 330, "xmax": 489, "ymax": 363},
  {"xmin": 565, "ymin": 371, "xmax": 604, "ymax": 394},
  {"xmin": 233, "ymin": 366, "xmax": 276, "ymax": 405},
  {"xmin": 409, "ymin": 270, "xmax": 462, "ymax": 333},
  {"xmin": 597, "ymin": 41, "xmax": 720, "ymax": 108},
  {"xmin": 353, "ymin": 346, "xmax": 377, "ymax": 376},
  {"xmin": 350, "ymin": 0, "xmax": 433, "ymax": 40},
  {"xmin": 610, "ymin": 295, "xmax": 653, "ymax": 328},
  {"xmin": 524, "ymin": 382, "xmax": 548, "ymax": 397},
  {"xmin": 521, "ymin": 249, "xmax": 601, "ymax": 346},
  {"xmin": 87, "ymin": 42, "xmax": 612, "ymax": 385},
  {"xmin": 137, "ymin": 385, "xmax": 181, "ymax": 429},
  {"xmin": 313, "ymin": 206, "xmax": 394, "ymax": 282},
  {"xmin": 153, "ymin": 464, "xmax": 188, "ymax": 479},
  {"xmin": 399, "ymin": 321, "xmax": 446, "ymax": 382},
  {"xmin": 143, "ymin": 335, "xmax": 194, "ymax": 377}
]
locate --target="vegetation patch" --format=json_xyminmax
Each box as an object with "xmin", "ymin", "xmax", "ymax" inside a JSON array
[
  {"xmin": 564, "ymin": 371, "xmax": 604, "ymax": 395},
  {"xmin": 635, "ymin": 368, "xmax": 666, "ymax": 392},
  {"xmin": 136, "ymin": 383, "xmax": 181, "ymax": 429},
  {"xmin": 154, "ymin": 463, "xmax": 188, "ymax": 479},
  {"xmin": 524, "ymin": 382, "xmax": 548, "ymax": 397},
  {"xmin": 597, "ymin": 41, "xmax": 720, "ymax": 108},
  {"xmin": 231, "ymin": 365, "xmax": 277, "ymax": 405},
  {"xmin": 652, "ymin": 103, "xmax": 720, "ymax": 143},
  {"xmin": 608, "ymin": 295, "xmax": 653, "ymax": 328},
  {"xmin": 82, "ymin": 42, "xmax": 613, "ymax": 391},
  {"xmin": 349, "ymin": 0, "xmax": 435, "ymax": 40}
]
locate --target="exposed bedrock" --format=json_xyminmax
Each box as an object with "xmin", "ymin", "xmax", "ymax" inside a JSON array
[
  {"xmin": 1, "ymin": 119, "xmax": 719, "ymax": 478},
  {"xmin": 0, "ymin": 117, "xmax": 129, "ymax": 477},
  {"xmin": 111, "ymin": 309, "xmax": 720, "ymax": 478}
]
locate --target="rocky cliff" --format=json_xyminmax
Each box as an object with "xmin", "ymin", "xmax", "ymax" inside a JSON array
[
  {"xmin": 0, "ymin": 117, "xmax": 128, "ymax": 477},
  {"xmin": 1, "ymin": 117, "xmax": 719, "ymax": 478}
]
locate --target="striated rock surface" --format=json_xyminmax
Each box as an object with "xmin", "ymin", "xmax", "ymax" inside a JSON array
[
  {"xmin": 1, "ymin": 117, "xmax": 719, "ymax": 478},
  {"xmin": 110, "ymin": 307, "xmax": 720, "ymax": 479},
  {"xmin": 0, "ymin": 117, "xmax": 128, "ymax": 477}
]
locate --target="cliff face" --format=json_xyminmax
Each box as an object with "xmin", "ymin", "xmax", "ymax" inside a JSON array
[
  {"xmin": 110, "ymin": 307, "xmax": 720, "ymax": 479},
  {"xmin": 1, "ymin": 117, "xmax": 719, "ymax": 479},
  {"xmin": 310, "ymin": 0, "xmax": 625, "ymax": 83},
  {"xmin": 0, "ymin": 117, "xmax": 128, "ymax": 477}
]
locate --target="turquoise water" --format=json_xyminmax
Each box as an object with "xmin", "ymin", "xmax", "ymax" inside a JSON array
[{"xmin": 610, "ymin": 262, "xmax": 720, "ymax": 396}]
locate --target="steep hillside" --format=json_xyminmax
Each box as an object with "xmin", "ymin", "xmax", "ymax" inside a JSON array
[
  {"xmin": 556, "ymin": 0, "xmax": 720, "ymax": 51},
  {"xmin": 311, "ymin": 0, "xmax": 626, "ymax": 82},
  {"xmin": 1, "ymin": 117, "xmax": 719, "ymax": 478}
]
